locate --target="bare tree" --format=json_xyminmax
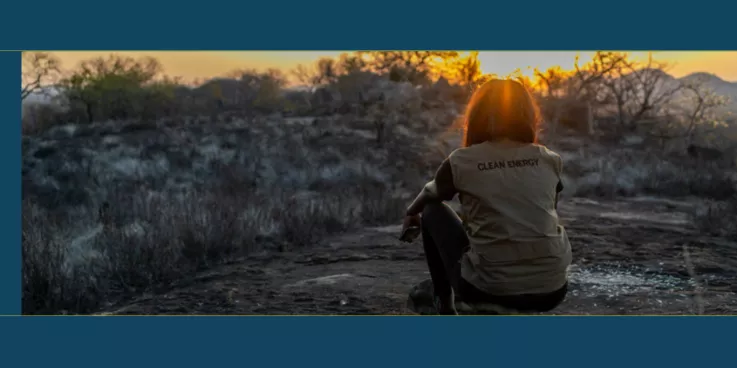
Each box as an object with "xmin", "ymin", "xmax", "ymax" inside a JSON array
[
  {"xmin": 534, "ymin": 66, "xmax": 571, "ymax": 137},
  {"xmin": 570, "ymin": 52, "xmax": 629, "ymax": 103},
  {"xmin": 291, "ymin": 64, "xmax": 318, "ymax": 88},
  {"xmin": 336, "ymin": 53, "xmax": 366, "ymax": 75},
  {"xmin": 21, "ymin": 52, "xmax": 61, "ymax": 101},
  {"xmin": 314, "ymin": 58, "xmax": 341, "ymax": 85},
  {"xmin": 358, "ymin": 51, "xmax": 458, "ymax": 85},
  {"xmin": 601, "ymin": 53, "xmax": 683, "ymax": 133},
  {"xmin": 535, "ymin": 52, "xmax": 629, "ymax": 140},
  {"xmin": 649, "ymin": 79, "xmax": 729, "ymax": 149},
  {"xmin": 447, "ymin": 52, "xmax": 485, "ymax": 89},
  {"xmin": 534, "ymin": 66, "xmax": 568, "ymax": 98},
  {"xmin": 541, "ymin": 52, "xmax": 683, "ymax": 138},
  {"xmin": 681, "ymin": 83, "xmax": 729, "ymax": 146},
  {"xmin": 292, "ymin": 54, "xmax": 366, "ymax": 89}
]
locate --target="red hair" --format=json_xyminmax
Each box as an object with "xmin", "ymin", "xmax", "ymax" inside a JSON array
[{"xmin": 461, "ymin": 79, "xmax": 541, "ymax": 147}]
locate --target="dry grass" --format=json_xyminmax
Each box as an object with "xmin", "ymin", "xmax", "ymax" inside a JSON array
[
  {"xmin": 21, "ymin": 113, "xmax": 444, "ymax": 315},
  {"xmin": 22, "ymin": 182, "xmax": 408, "ymax": 314}
]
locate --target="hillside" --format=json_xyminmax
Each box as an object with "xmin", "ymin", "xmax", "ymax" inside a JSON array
[
  {"xmin": 22, "ymin": 111, "xmax": 737, "ymax": 315},
  {"xmin": 680, "ymin": 72, "xmax": 737, "ymax": 102},
  {"xmin": 21, "ymin": 111, "xmax": 456, "ymax": 314}
]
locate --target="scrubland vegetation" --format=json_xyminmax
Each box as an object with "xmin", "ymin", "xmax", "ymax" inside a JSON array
[{"xmin": 21, "ymin": 51, "xmax": 737, "ymax": 314}]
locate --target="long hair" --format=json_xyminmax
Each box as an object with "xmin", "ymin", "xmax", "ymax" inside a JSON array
[{"xmin": 461, "ymin": 79, "xmax": 541, "ymax": 147}]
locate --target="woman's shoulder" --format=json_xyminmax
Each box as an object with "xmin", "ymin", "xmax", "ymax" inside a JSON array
[
  {"xmin": 531, "ymin": 143, "xmax": 562, "ymax": 159},
  {"xmin": 447, "ymin": 144, "xmax": 473, "ymax": 156},
  {"xmin": 530, "ymin": 144, "xmax": 563, "ymax": 172}
]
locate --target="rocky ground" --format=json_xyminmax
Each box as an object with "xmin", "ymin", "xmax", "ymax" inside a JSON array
[{"xmin": 97, "ymin": 196, "xmax": 737, "ymax": 315}]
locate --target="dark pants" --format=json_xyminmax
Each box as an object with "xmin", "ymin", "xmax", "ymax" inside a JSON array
[{"xmin": 421, "ymin": 202, "xmax": 567, "ymax": 312}]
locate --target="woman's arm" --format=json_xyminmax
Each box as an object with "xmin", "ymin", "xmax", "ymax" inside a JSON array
[
  {"xmin": 406, "ymin": 158, "xmax": 458, "ymax": 216},
  {"xmin": 555, "ymin": 152, "xmax": 563, "ymax": 209}
]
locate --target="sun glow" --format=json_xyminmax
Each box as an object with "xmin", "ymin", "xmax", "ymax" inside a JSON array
[
  {"xmin": 43, "ymin": 51, "xmax": 737, "ymax": 84},
  {"xmin": 476, "ymin": 52, "xmax": 596, "ymax": 78}
]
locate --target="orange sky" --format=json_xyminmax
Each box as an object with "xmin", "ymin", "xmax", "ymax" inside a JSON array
[{"xmin": 48, "ymin": 51, "xmax": 737, "ymax": 82}]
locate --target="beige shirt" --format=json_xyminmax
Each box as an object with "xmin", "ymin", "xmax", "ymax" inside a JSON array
[{"xmin": 448, "ymin": 140, "xmax": 572, "ymax": 295}]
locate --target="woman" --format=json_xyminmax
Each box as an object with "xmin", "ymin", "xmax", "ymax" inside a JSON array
[{"xmin": 402, "ymin": 79, "xmax": 572, "ymax": 315}]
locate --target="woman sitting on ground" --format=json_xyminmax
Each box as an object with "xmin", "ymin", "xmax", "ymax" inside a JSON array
[{"xmin": 402, "ymin": 79, "xmax": 572, "ymax": 315}]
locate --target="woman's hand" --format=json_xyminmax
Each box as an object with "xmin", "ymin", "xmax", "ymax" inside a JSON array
[
  {"xmin": 399, "ymin": 214, "xmax": 422, "ymax": 243},
  {"xmin": 403, "ymin": 214, "xmax": 421, "ymax": 230}
]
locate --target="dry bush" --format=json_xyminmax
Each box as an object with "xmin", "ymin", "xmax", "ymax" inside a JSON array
[
  {"xmin": 691, "ymin": 195, "xmax": 737, "ymax": 240},
  {"xmin": 22, "ymin": 103, "xmax": 67, "ymax": 135},
  {"xmin": 22, "ymin": 178, "xmax": 407, "ymax": 314},
  {"xmin": 561, "ymin": 146, "xmax": 737, "ymax": 200}
]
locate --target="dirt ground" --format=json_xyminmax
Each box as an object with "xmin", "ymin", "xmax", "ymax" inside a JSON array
[{"xmin": 98, "ymin": 196, "xmax": 737, "ymax": 315}]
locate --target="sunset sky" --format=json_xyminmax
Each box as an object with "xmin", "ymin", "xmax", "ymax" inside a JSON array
[{"xmin": 48, "ymin": 51, "xmax": 737, "ymax": 83}]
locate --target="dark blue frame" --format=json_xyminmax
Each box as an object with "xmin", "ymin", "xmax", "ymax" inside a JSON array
[{"xmin": 7, "ymin": 2, "xmax": 737, "ymax": 366}]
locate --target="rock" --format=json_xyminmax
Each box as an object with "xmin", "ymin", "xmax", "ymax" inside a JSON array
[{"xmin": 406, "ymin": 278, "xmax": 437, "ymax": 315}]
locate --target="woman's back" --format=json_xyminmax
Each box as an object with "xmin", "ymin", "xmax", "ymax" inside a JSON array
[
  {"xmin": 449, "ymin": 140, "xmax": 562, "ymax": 244},
  {"xmin": 449, "ymin": 140, "xmax": 571, "ymax": 296}
]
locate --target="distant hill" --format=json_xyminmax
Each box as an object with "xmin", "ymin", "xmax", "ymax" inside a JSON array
[
  {"xmin": 22, "ymin": 86, "xmax": 62, "ymax": 105},
  {"xmin": 680, "ymin": 72, "xmax": 737, "ymax": 97},
  {"xmin": 673, "ymin": 72, "xmax": 737, "ymax": 113}
]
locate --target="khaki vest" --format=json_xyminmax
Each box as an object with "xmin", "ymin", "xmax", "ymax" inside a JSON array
[{"xmin": 448, "ymin": 140, "xmax": 572, "ymax": 296}]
